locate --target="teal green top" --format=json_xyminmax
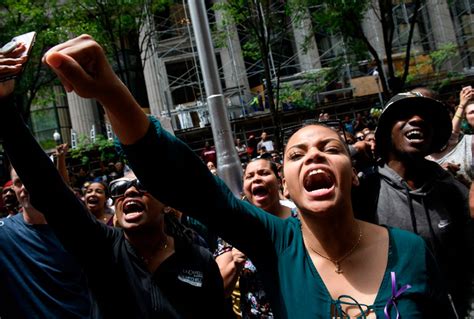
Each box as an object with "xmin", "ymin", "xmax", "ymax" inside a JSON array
[{"xmin": 122, "ymin": 118, "xmax": 451, "ymax": 318}]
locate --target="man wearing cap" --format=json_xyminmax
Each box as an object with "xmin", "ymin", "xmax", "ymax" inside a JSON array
[
  {"xmin": 353, "ymin": 91, "xmax": 473, "ymax": 317},
  {"xmin": 1, "ymin": 180, "xmax": 19, "ymax": 217}
]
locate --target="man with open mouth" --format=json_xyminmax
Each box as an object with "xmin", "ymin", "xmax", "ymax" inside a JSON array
[
  {"xmin": 41, "ymin": 35, "xmax": 454, "ymax": 318},
  {"xmin": 0, "ymin": 38, "xmax": 225, "ymax": 318},
  {"xmin": 353, "ymin": 91, "xmax": 472, "ymax": 317}
]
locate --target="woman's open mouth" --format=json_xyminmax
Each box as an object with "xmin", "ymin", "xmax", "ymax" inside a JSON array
[
  {"xmin": 303, "ymin": 169, "xmax": 335, "ymax": 197},
  {"xmin": 251, "ymin": 185, "xmax": 269, "ymax": 201}
]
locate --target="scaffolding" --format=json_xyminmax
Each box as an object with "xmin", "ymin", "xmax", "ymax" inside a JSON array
[{"xmin": 144, "ymin": 0, "xmax": 473, "ymax": 132}]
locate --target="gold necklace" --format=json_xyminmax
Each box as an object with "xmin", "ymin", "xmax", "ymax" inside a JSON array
[
  {"xmin": 140, "ymin": 239, "xmax": 169, "ymax": 265},
  {"xmin": 304, "ymin": 223, "xmax": 362, "ymax": 274}
]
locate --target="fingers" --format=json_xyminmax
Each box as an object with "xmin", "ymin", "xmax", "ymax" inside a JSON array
[
  {"xmin": 0, "ymin": 64, "xmax": 22, "ymax": 75},
  {"xmin": 459, "ymin": 87, "xmax": 474, "ymax": 107},
  {"xmin": 4, "ymin": 43, "xmax": 26, "ymax": 59},
  {"xmin": 45, "ymin": 52, "xmax": 92, "ymax": 94},
  {"xmin": 43, "ymin": 35, "xmax": 113, "ymax": 98},
  {"xmin": 0, "ymin": 56, "xmax": 26, "ymax": 64},
  {"xmin": 43, "ymin": 34, "xmax": 98, "ymax": 68}
]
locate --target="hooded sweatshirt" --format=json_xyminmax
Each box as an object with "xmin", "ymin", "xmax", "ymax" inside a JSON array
[{"xmin": 354, "ymin": 160, "xmax": 472, "ymax": 315}]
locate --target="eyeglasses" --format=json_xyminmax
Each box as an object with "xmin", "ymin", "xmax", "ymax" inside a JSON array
[{"xmin": 108, "ymin": 178, "xmax": 147, "ymax": 199}]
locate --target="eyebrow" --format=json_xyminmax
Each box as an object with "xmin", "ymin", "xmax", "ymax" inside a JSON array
[{"xmin": 286, "ymin": 138, "xmax": 342, "ymax": 152}]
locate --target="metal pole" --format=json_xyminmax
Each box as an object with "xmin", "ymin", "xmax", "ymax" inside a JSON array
[
  {"xmin": 373, "ymin": 71, "xmax": 384, "ymax": 108},
  {"xmin": 188, "ymin": 0, "xmax": 243, "ymax": 197}
]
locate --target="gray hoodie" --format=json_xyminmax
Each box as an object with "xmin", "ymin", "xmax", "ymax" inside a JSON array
[{"xmin": 354, "ymin": 160, "xmax": 472, "ymax": 315}]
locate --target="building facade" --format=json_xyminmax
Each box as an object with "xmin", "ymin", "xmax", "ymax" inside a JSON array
[{"xmin": 32, "ymin": 0, "xmax": 473, "ymax": 147}]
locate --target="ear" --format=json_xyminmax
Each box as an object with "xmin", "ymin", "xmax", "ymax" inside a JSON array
[
  {"xmin": 282, "ymin": 177, "xmax": 290, "ymax": 199},
  {"xmin": 351, "ymin": 168, "xmax": 360, "ymax": 187}
]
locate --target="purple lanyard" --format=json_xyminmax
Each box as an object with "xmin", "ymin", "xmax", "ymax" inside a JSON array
[{"xmin": 384, "ymin": 272, "xmax": 411, "ymax": 319}]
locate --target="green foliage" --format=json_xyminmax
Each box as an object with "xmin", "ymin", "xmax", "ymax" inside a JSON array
[
  {"xmin": 430, "ymin": 43, "xmax": 458, "ymax": 73},
  {"xmin": 0, "ymin": 0, "xmax": 167, "ymax": 120},
  {"xmin": 410, "ymin": 42, "xmax": 464, "ymax": 90},
  {"xmin": 213, "ymin": 0, "xmax": 292, "ymax": 70},
  {"xmin": 0, "ymin": 0, "xmax": 76, "ymax": 117},
  {"xmin": 242, "ymin": 41, "xmax": 263, "ymax": 60},
  {"xmin": 70, "ymin": 134, "xmax": 116, "ymax": 166},
  {"xmin": 279, "ymin": 66, "xmax": 343, "ymax": 109},
  {"xmin": 308, "ymin": 0, "xmax": 370, "ymax": 37},
  {"xmin": 39, "ymin": 139, "xmax": 57, "ymax": 150}
]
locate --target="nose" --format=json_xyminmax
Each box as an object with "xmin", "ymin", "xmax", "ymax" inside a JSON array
[
  {"xmin": 304, "ymin": 147, "xmax": 325, "ymax": 165},
  {"xmin": 407, "ymin": 114, "xmax": 425, "ymax": 125},
  {"xmin": 251, "ymin": 174, "xmax": 263, "ymax": 184},
  {"xmin": 123, "ymin": 186, "xmax": 140, "ymax": 197}
]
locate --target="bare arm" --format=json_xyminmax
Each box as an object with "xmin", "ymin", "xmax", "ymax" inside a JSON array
[
  {"xmin": 450, "ymin": 87, "xmax": 474, "ymax": 145},
  {"xmin": 43, "ymin": 35, "xmax": 286, "ymax": 265},
  {"xmin": 430, "ymin": 87, "xmax": 474, "ymax": 159},
  {"xmin": 215, "ymin": 248, "xmax": 246, "ymax": 297},
  {"xmin": 55, "ymin": 143, "xmax": 70, "ymax": 185}
]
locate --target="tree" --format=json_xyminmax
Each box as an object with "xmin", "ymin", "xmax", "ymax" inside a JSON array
[
  {"xmin": 0, "ymin": 0, "xmax": 74, "ymax": 120},
  {"xmin": 0, "ymin": 0, "xmax": 167, "ymax": 122},
  {"xmin": 214, "ymin": 0, "xmax": 300, "ymax": 149},
  {"xmin": 308, "ymin": 0, "xmax": 423, "ymax": 95},
  {"xmin": 60, "ymin": 0, "xmax": 169, "ymax": 108}
]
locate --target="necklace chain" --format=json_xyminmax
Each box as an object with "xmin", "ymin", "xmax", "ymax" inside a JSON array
[
  {"xmin": 304, "ymin": 223, "xmax": 362, "ymax": 274},
  {"xmin": 140, "ymin": 238, "xmax": 169, "ymax": 265}
]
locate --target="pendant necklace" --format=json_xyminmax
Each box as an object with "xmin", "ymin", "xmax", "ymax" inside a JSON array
[{"xmin": 304, "ymin": 223, "xmax": 362, "ymax": 274}]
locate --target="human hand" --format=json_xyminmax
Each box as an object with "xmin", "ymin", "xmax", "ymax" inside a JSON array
[
  {"xmin": 441, "ymin": 162, "xmax": 460, "ymax": 174},
  {"xmin": 55, "ymin": 143, "xmax": 69, "ymax": 158},
  {"xmin": 0, "ymin": 43, "xmax": 27, "ymax": 98},
  {"xmin": 43, "ymin": 35, "xmax": 122, "ymax": 103},
  {"xmin": 231, "ymin": 248, "xmax": 246, "ymax": 269},
  {"xmin": 459, "ymin": 86, "xmax": 474, "ymax": 108}
]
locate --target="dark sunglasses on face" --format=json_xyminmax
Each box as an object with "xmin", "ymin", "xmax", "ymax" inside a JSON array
[{"xmin": 109, "ymin": 179, "xmax": 147, "ymax": 199}]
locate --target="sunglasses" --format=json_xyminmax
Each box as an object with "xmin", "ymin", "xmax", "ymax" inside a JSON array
[{"xmin": 109, "ymin": 178, "xmax": 147, "ymax": 199}]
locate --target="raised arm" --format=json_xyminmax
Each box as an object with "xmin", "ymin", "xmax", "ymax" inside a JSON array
[
  {"xmin": 55, "ymin": 143, "xmax": 71, "ymax": 185},
  {"xmin": 0, "ymin": 45, "xmax": 115, "ymax": 265},
  {"xmin": 448, "ymin": 87, "xmax": 474, "ymax": 148},
  {"xmin": 44, "ymin": 35, "xmax": 289, "ymax": 263}
]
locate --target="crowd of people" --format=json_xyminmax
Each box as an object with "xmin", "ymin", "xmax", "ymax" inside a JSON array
[{"xmin": 0, "ymin": 34, "xmax": 473, "ymax": 319}]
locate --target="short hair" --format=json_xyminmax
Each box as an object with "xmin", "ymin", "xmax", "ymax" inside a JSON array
[
  {"xmin": 245, "ymin": 157, "xmax": 280, "ymax": 181},
  {"xmin": 85, "ymin": 181, "xmax": 110, "ymax": 198}
]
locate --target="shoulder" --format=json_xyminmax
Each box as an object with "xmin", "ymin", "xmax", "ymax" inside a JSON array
[
  {"xmin": 425, "ymin": 160, "xmax": 468, "ymax": 194},
  {"xmin": 389, "ymin": 226, "xmax": 423, "ymax": 241},
  {"xmin": 0, "ymin": 214, "xmax": 21, "ymax": 229},
  {"xmin": 388, "ymin": 226, "xmax": 426, "ymax": 254}
]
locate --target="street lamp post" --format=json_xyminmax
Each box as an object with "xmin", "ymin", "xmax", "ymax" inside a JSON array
[
  {"xmin": 372, "ymin": 69, "xmax": 384, "ymax": 108},
  {"xmin": 53, "ymin": 130, "xmax": 61, "ymax": 146},
  {"xmin": 188, "ymin": 0, "xmax": 243, "ymax": 197}
]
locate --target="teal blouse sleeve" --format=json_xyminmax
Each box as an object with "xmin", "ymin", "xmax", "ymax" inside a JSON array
[{"xmin": 121, "ymin": 117, "xmax": 294, "ymax": 264}]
